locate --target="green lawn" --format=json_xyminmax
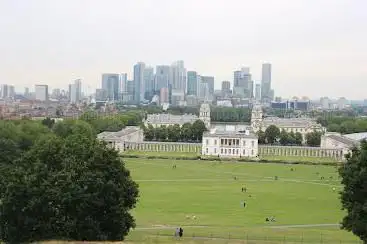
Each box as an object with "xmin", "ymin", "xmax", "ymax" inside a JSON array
[
  {"xmin": 122, "ymin": 150, "xmax": 339, "ymax": 163},
  {"xmin": 124, "ymin": 158, "xmax": 359, "ymax": 244},
  {"xmin": 123, "ymin": 150, "xmax": 200, "ymax": 157}
]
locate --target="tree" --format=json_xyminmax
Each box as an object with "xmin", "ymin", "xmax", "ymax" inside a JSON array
[
  {"xmin": 181, "ymin": 123, "xmax": 192, "ymax": 141},
  {"xmin": 279, "ymin": 130, "xmax": 289, "ymax": 145},
  {"xmin": 143, "ymin": 124, "xmax": 155, "ymax": 141},
  {"xmin": 167, "ymin": 124, "xmax": 180, "ymax": 142},
  {"xmin": 191, "ymin": 120, "xmax": 207, "ymax": 141},
  {"xmin": 294, "ymin": 132, "xmax": 303, "ymax": 145},
  {"xmin": 257, "ymin": 130, "xmax": 266, "ymax": 144},
  {"xmin": 265, "ymin": 125, "xmax": 280, "ymax": 144},
  {"xmin": 339, "ymin": 141, "xmax": 367, "ymax": 243},
  {"xmin": 0, "ymin": 129, "xmax": 139, "ymax": 242},
  {"xmin": 305, "ymin": 131, "xmax": 322, "ymax": 147},
  {"xmin": 42, "ymin": 117, "xmax": 55, "ymax": 129}
]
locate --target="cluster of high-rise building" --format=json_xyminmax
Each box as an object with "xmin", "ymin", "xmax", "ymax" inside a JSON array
[
  {"xmin": 0, "ymin": 61, "xmax": 274, "ymax": 106},
  {"xmin": 96, "ymin": 61, "xmax": 273, "ymax": 106}
]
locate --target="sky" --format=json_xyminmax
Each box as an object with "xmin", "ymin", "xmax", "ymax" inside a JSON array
[{"xmin": 0, "ymin": 0, "xmax": 366, "ymax": 99}]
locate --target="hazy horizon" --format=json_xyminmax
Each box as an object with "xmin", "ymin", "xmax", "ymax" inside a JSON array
[{"xmin": 0, "ymin": 0, "xmax": 366, "ymax": 99}]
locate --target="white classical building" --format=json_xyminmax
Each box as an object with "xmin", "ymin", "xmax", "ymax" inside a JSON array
[
  {"xmin": 250, "ymin": 104, "xmax": 324, "ymax": 141},
  {"xmin": 144, "ymin": 103, "xmax": 211, "ymax": 129},
  {"xmin": 202, "ymin": 128, "xmax": 258, "ymax": 158},
  {"xmin": 321, "ymin": 132, "xmax": 359, "ymax": 156},
  {"xmin": 97, "ymin": 126, "xmax": 144, "ymax": 151}
]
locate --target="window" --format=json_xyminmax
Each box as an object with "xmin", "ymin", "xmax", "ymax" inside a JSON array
[
  {"xmin": 225, "ymin": 149, "xmax": 227, "ymax": 154},
  {"xmin": 232, "ymin": 149, "xmax": 235, "ymax": 154},
  {"xmin": 243, "ymin": 140, "xmax": 246, "ymax": 146},
  {"xmin": 221, "ymin": 139, "xmax": 224, "ymax": 145},
  {"xmin": 236, "ymin": 149, "xmax": 239, "ymax": 155},
  {"xmin": 225, "ymin": 139, "xmax": 228, "ymax": 145},
  {"xmin": 251, "ymin": 141, "xmax": 255, "ymax": 147},
  {"xmin": 206, "ymin": 148, "xmax": 208, "ymax": 153},
  {"xmin": 206, "ymin": 139, "xmax": 209, "ymax": 145},
  {"xmin": 221, "ymin": 148, "xmax": 223, "ymax": 154},
  {"xmin": 236, "ymin": 139, "xmax": 240, "ymax": 146},
  {"xmin": 214, "ymin": 140, "xmax": 217, "ymax": 145},
  {"xmin": 229, "ymin": 139, "xmax": 232, "ymax": 146},
  {"xmin": 243, "ymin": 149, "xmax": 246, "ymax": 155},
  {"xmin": 214, "ymin": 148, "xmax": 217, "ymax": 153},
  {"xmin": 251, "ymin": 149, "xmax": 254, "ymax": 155}
]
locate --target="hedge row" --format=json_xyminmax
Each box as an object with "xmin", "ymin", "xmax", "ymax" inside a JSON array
[{"xmin": 120, "ymin": 154, "xmax": 341, "ymax": 166}]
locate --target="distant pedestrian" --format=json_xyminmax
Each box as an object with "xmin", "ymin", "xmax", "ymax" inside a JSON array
[
  {"xmin": 175, "ymin": 228, "xmax": 180, "ymax": 237},
  {"xmin": 179, "ymin": 227, "xmax": 183, "ymax": 237},
  {"xmin": 243, "ymin": 201, "xmax": 246, "ymax": 208}
]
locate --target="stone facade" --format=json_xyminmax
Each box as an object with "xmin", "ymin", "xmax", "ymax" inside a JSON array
[
  {"xmin": 321, "ymin": 132, "xmax": 359, "ymax": 156},
  {"xmin": 119, "ymin": 141, "xmax": 345, "ymax": 161},
  {"xmin": 97, "ymin": 126, "xmax": 144, "ymax": 151},
  {"xmin": 143, "ymin": 103, "xmax": 211, "ymax": 129},
  {"xmin": 251, "ymin": 104, "xmax": 324, "ymax": 141},
  {"xmin": 202, "ymin": 129, "xmax": 258, "ymax": 158}
]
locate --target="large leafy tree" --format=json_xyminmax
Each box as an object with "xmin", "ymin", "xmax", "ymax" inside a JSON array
[
  {"xmin": 265, "ymin": 125, "xmax": 280, "ymax": 144},
  {"xmin": 305, "ymin": 131, "xmax": 322, "ymax": 147},
  {"xmin": 0, "ymin": 124, "xmax": 139, "ymax": 243},
  {"xmin": 339, "ymin": 141, "xmax": 367, "ymax": 243},
  {"xmin": 191, "ymin": 120, "xmax": 207, "ymax": 141}
]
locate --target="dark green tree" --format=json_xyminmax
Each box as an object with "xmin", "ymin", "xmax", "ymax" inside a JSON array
[
  {"xmin": 339, "ymin": 141, "xmax": 367, "ymax": 243},
  {"xmin": 305, "ymin": 131, "xmax": 322, "ymax": 146},
  {"xmin": 181, "ymin": 123, "xmax": 192, "ymax": 141},
  {"xmin": 143, "ymin": 124, "xmax": 155, "ymax": 141},
  {"xmin": 41, "ymin": 117, "xmax": 55, "ymax": 129},
  {"xmin": 294, "ymin": 132, "xmax": 303, "ymax": 145},
  {"xmin": 265, "ymin": 125, "xmax": 280, "ymax": 144},
  {"xmin": 257, "ymin": 130, "xmax": 266, "ymax": 144},
  {"xmin": 0, "ymin": 131, "xmax": 139, "ymax": 242},
  {"xmin": 191, "ymin": 120, "xmax": 207, "ymax": 141},
  {"xmin": 279, "ymin": 129, "xmax": 289, "ymax": 145}
]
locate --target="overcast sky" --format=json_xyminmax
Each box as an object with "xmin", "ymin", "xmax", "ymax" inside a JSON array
[{"xmin": 0, "ymin": 0, "xmax": 366, "ymax": 99}]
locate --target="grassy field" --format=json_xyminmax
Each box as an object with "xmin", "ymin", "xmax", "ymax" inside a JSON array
[
  {"xmin": 123, "ymin": 150, "xmax": 339, "ymax": 163},
  {"xmin": 123, "ymin": 158, "xmax": 359, "ymax": 244}
]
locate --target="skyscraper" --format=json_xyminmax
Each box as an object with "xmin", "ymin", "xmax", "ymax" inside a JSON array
[
  {"xmin": 170, "ymin": 60, "xmax": 186, "ymax": 93},
  {"xmin": 143, "ymin": 67, "xmax": 155, "ymax": 101},
  {"xmin": 261, "ymin": 63, "xmax": 272, "ymax": 102},
  {"xmin": 187, "ymin": 71, "xmax": 199, "ymax": 96},
  {"xmin": 70, "ymin": 79, "xmax": 82, "ymax": 103},
  {"xmin": 155, "ymin": 65, "xmax": 170, "ymax": 91},
  {"xmin": 119, "ymin": 73, "xmax": 128, "ymax": 100},
  {"xmin": 221, "ymin": 81, "xmax": 231, "ymax": 95},
  {"xmin": 102, "ymin": 74, "xmax": 119, "ymax": 101},
  {"xmin": 233, "ymin": 67, "xmax": 253, "ymax": 98},
  {"xmin": 35, "ymin": 85, "xmax": 49, "ymax": 101},
  {"xmin": 133, "ymin": 62, "xmax": 145, "ymax": 103},
  {"xmin": 255, "ymin": 84, "xmax": 261, "ymax": 100},
  {"xmin": 201, "ymin": 76, "xmax": 215, "ymax": 94}
]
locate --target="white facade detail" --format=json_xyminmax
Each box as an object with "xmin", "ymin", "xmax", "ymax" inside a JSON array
[{"xmin": 202, "ymin": 129, "xmax": 258, "ymax": 158}]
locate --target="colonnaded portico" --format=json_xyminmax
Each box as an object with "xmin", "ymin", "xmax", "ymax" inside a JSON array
[{"xmin": 119, "ymin": 141, "xmax": 345, "ymax": 161}]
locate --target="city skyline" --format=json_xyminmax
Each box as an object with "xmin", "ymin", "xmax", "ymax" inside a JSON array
[{"xmin": 0, "ymin": 0, "xmax": 366, "ymax": 99}]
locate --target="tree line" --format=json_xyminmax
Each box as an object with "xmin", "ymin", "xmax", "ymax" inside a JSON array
[
  {"xmin": 0, "ymin": 118, "xmax": 138, "ymax": 242},
  {"xmin": 141, "ymin": 105, "xmax": 251, "ymax": 123},
  {"xmin": 79, "ymin": 110, "xmax": 143, "ymax": 133},
  {"xmin": 143, "ymin": 120, "xmax": 207, "ymax": 142},
  {"xmin": 317, "ymin": 116, "xmax": 367, "ymax": 135},
  {"xmin": 257, "ymin": 125, "xmax": 322, "ymax": 147}
]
